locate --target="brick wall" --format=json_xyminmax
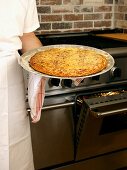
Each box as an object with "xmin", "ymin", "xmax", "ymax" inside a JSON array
[
  {"xmin": 35, "ymin": 0, "xmax": 126, "ymax": 34},
  {"xmin": 115, "ymin": 0, "xmax": 127, "ymax": 31}
]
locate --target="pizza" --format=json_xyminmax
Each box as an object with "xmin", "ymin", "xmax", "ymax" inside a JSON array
[{"xmin": 29, "ymin": 47, "xmax": 108, "ymax": 77}]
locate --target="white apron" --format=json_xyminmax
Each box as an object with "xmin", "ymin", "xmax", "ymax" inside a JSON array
[{"xmin": 0, "ymin": 50, "xmax": 34, "ymax": 170}]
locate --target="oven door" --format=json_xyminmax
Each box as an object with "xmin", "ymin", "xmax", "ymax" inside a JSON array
[
  {"xmin": 75, "ymin": 91, "xmax": 127, "ymax": 161},
  {"xmin": 30, "ymin": 94, "xmax": 75, "ymax": 170}
]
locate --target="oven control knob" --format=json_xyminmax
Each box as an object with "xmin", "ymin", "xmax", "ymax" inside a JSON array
[
  {"xmin": 62, "ymin": 79, "xmax": 72, "ymax": 88},
  {"xmin": 49, "ymin": 78, "xmax": 60, "ymax": 86},
  {"xmin": 110, "ymin": 67, "xmax": 121, "ymax": 78}
]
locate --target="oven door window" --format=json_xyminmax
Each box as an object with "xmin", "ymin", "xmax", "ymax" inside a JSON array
[{"xmin": 100, "ymin": 113, "xmax": 127, "ymax": 135}]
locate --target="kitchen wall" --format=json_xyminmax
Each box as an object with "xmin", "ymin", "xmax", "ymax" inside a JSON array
[
  {"xmin": 36, "ymin": 0, "xmax": 127, "ymax": 34},
  {"xmin": 115, "ymin": 0, "xmax": 127, "ymax": 31}
]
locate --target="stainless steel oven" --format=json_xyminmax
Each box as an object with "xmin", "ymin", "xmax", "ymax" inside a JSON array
[{"xmin": 27, "ymin": 29, "xmax": 127, "ymax": 170}]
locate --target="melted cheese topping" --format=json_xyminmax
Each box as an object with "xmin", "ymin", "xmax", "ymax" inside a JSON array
[{"xmin": 29, "ymin": 47, "xmax": 108, "ymax": 77}]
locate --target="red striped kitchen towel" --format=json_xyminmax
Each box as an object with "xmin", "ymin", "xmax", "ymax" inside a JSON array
[
  {"xmin": 28, "ymin": 73, "xmax": 47, "ymax": 123},
  {"xmin": 28, "ymin": 73, "xmax": 83, "ymax": 123}
]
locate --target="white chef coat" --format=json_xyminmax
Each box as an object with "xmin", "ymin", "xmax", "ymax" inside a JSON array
[
  {"xmin": 0, "ymin": 0, "xmax": 39, "ymax": 50},
  {"xmin": 0, "ymin": 0, "xmax": 39, "ymax": 170}
]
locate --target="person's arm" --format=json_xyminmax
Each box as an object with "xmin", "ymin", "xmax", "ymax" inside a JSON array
[{"xmin": 20, "ymin": 32, "xmax": 42, "ymax": 53}]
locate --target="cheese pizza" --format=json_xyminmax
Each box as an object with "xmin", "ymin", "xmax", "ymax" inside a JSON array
[{"xmin": 29, "ymin": 47, "xmax": 108, "ymax": 77}]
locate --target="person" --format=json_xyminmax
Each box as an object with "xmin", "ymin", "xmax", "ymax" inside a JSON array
[{"xmin": 0, "ymin": 0, "xmax": 42, "ymax": 169}]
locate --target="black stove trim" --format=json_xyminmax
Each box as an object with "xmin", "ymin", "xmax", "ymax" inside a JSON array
[{"xmin": 36, "ymin": 28, "xmax": 127, "ymax": 49}]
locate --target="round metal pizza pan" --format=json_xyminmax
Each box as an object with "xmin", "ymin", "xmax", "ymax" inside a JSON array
[{"xmin": 19, "ymin": 44, "xmax": 115, "ymax": 80}]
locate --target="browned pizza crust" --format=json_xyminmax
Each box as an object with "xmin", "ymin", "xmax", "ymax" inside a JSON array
[{"xmin": 29, "ymin": 47, "xmax": 108, "ymax": 77}]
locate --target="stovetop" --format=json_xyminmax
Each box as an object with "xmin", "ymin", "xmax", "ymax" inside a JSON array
[{"xmin": 37, "ymin": 28, "xmax": 127, "ymax": 49}]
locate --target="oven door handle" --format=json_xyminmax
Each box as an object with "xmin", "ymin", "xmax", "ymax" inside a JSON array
[
  {"xmin": 27, "ymin": 101, "xmax": 75, "ymax": 112},
  {"xmin": 92, "ymin": 107, "xmax": 127, "ymax": 118}
]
